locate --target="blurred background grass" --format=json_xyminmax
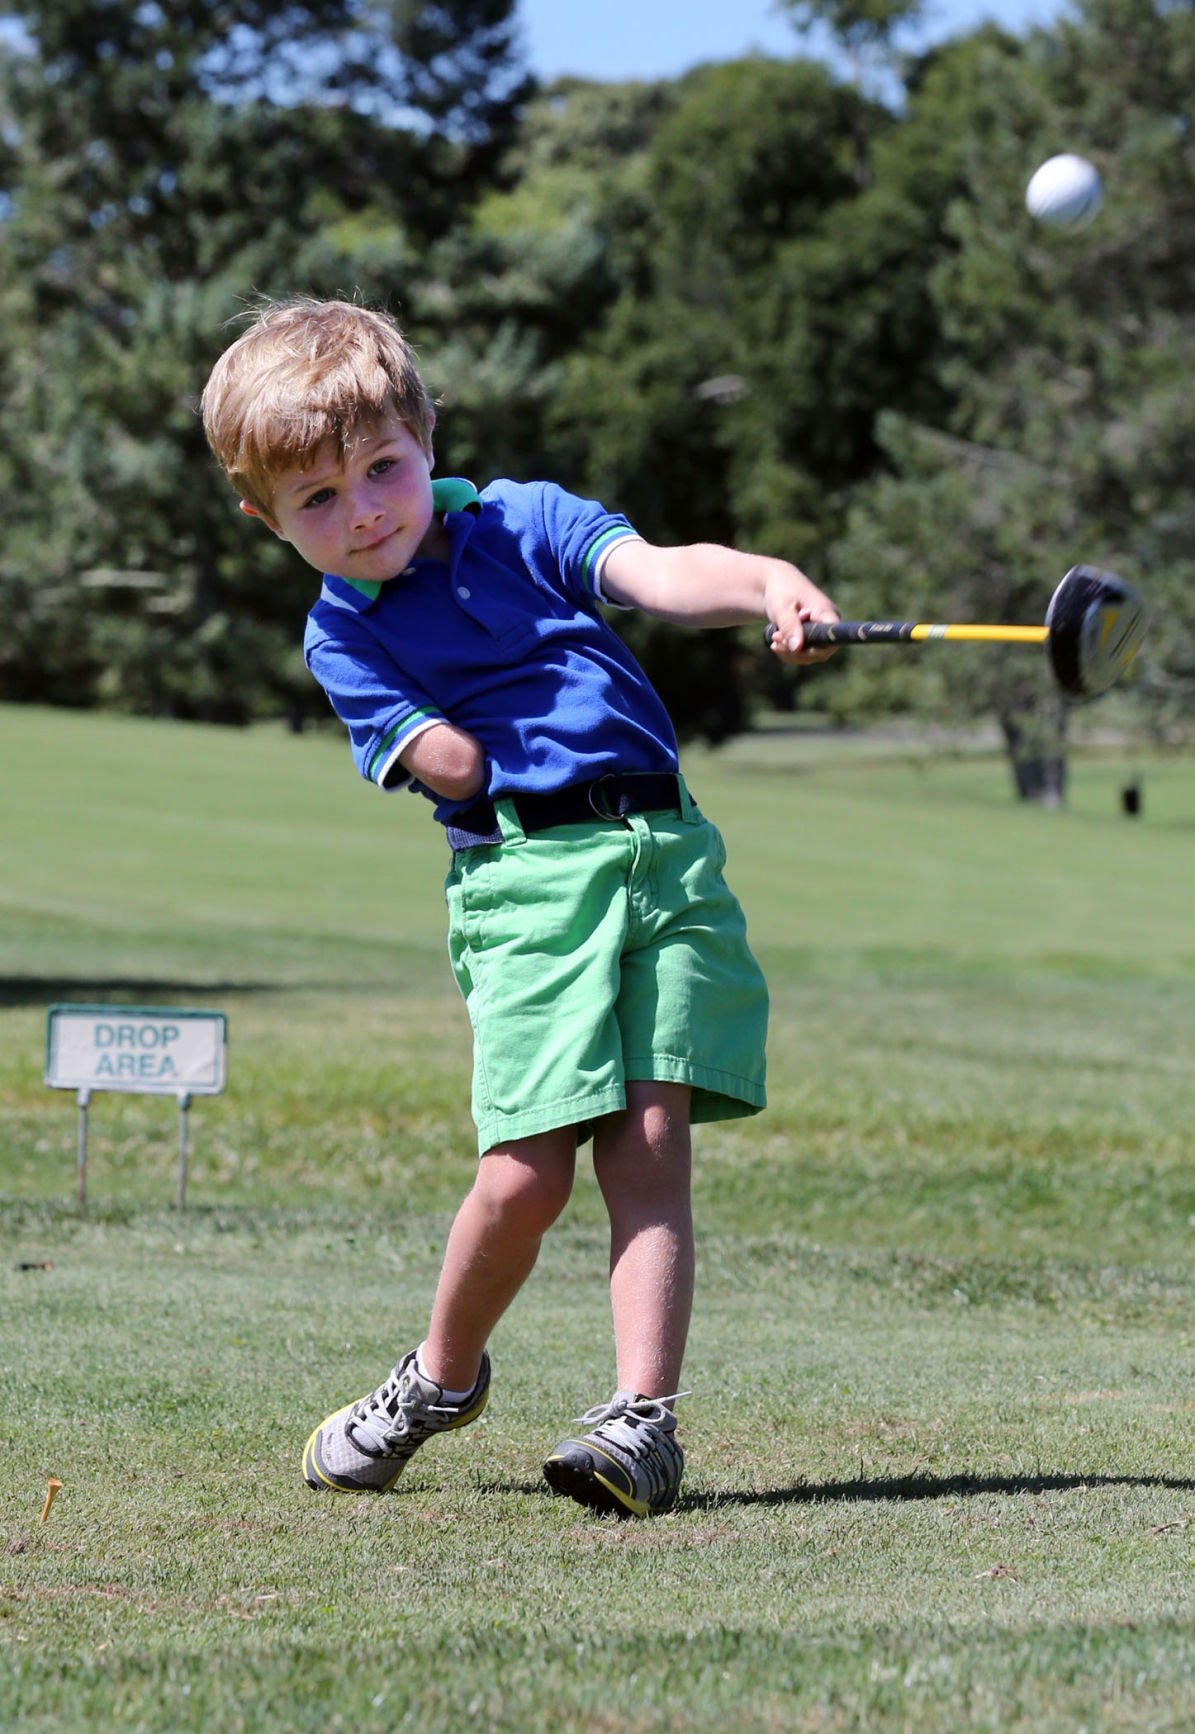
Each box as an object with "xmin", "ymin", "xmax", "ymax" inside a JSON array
[{"xmin": 3, "ymin": 703, "xmax": 1192, "ymax": 1265}]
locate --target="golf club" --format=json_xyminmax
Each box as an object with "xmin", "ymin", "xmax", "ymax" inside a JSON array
[{"xmin": 765, "ymin": 564, "xmax": 1147, "ymax": 698}]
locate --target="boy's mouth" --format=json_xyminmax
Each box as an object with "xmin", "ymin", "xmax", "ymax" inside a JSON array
[{"xmin": 356, "ymin": 527, "xmax": 397, "ymax": 554}]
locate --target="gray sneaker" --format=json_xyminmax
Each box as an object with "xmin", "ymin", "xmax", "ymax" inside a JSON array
[
  {"xmin": 303, "ymin": 1347, "xmax": 490, "ymax": 1493},
  {"xmin": 543, "ymin": 1390, "xmax": 685, "ymax": 1517}
]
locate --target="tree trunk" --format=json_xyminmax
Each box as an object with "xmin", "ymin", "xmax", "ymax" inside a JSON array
[{"xmin": 999, "ymin": 701, "xmax": 1069, "ymax": 808}]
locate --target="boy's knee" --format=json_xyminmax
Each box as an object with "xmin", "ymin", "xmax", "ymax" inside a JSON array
[
  {"xmin": 597, "ymin": 1085, "xmax": 692, "ymax": 1164},
  {"xmin": 474, "ymin": 1139, "xmax": 574, "ymax": 1235},
  {"xmin": 593, "ymin": 1092, "xmax": 692, "ymax": 1211}
]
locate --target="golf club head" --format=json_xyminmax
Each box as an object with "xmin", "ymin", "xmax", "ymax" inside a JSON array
[{"xmin": 1045, "ymin": 566, "xmax": 1148, "ymax": 698}]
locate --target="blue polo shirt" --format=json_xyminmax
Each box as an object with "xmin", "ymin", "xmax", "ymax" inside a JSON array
[{"xmin": 303, "ymin": 477, "xmax": 681, "ymax": 825}]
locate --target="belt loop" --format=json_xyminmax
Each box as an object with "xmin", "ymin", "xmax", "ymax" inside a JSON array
[
  {"xmin": 494, "ymin": 796, "xmax": 528, "ymax": 845},
  {"xmin": 675, "ymin": 772, "xmax": 699, "ymax": 822}
]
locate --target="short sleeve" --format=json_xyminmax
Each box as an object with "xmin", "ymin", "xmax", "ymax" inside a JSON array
[
  {"xmin": 305, "ymin": 621, "xmax": 444, "ymax": 790},
  {"xmin": 534, "ymin": 482, "xmax": 642, "ymax": 608}
]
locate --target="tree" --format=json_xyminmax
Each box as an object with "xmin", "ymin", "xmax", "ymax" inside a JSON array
[
  {"xmin": 0, "ymin": 0, "xmax": 530, "ymax": 719},
  {"xmin": 822, "ymin": 1, "xmax": 1195, "ymax": 791},
  {"xmin": 546, "ymin": 66, "xmax": 889, "ymax": 516},
  {"xmin": 781, "ymin": 0, "xmax": 924, "ymax": 42},
  {"xmin": 828, "ymin": 416, "xmax": 1083, "ymax": 800},
  {"xmin": 386, "ymin": 0, "xmax": 533, "ymax": 190},
  {"xmin": 538, "ymin": 57, "xmax": 958, "ymax": 737},
  {"xmin": 779, "ymin": 0, "xmax": 926, "ymax": 113}
]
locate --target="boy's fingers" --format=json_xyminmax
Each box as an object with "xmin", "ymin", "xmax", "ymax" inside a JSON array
[
  {"xmin": 766, "ymin": 610, "xmax": 837, "ymax": 662},
  {"xmin": 765, "ymin": 611, "xmax": 806, "ymax": 654}
]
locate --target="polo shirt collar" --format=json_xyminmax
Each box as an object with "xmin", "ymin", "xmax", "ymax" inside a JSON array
[
  {"xmin": 431, "ymin": 477, "xmax": 481, "ymax": 516},
  {"xmin": 318, "ymin": 477, "xmax": 481, "ymax": 613}
]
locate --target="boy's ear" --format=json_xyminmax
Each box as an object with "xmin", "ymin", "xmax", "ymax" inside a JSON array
[{"xmin": 240, "ymin": 499, "xmax": 285, "ymax": 539}]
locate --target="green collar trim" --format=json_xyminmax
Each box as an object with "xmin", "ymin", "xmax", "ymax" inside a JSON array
[
  {"xmin": 432, "ymin": 477, "xmax": 481, "ymax": 514},
  {"xmin": 340, "ymin": 576, "xmax": 383, "ymax": 601},
  {"xmin": 337, "ymin": 478, "xmax": 480, "ymax": 601}
]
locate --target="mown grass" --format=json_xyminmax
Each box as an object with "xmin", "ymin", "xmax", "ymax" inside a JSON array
[{"xmin": 2, "ymin": 704, "xmax": 1194, "ymax": 1731}]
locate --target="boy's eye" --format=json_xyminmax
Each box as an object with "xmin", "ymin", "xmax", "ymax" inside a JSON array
[
  {"xmin": 369, "ymin": 457, "xmax": 396, "ymax": 477},
  {"xmin": 302, "ymin": 487, "xmax": 335, "ymax": 509}
]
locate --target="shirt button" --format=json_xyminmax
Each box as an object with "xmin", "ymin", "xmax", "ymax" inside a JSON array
[{"xmin": 457, "ymin": 586, "xmax": 471, "ymax": 600}]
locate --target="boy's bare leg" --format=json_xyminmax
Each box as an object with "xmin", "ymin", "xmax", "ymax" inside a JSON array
[
  {"xmin": 303, "ymin": 1126, "xmax": 575, "ymax": 1495},
  {"xmin": 420, "ymin": 1126, "xmax": 578, "ymax": 1392},
  {"xmin": 592, "ymin": 1081, "xmax": 694, "ymax": 1398}
]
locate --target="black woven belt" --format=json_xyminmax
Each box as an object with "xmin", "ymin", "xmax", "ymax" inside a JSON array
[{"xmin": 445, "ymin": 772, "xmax": 684, "ymax": 851}]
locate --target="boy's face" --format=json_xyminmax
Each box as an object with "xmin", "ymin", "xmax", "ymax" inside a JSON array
[{"xmin": 244, "ymin": 415, "xmax": 442, "ymax": 581}]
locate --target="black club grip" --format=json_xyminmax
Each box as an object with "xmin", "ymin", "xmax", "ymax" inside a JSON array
[{"xmin": 764, "ymin": 620, "xmax": 917, "ymax": 647}]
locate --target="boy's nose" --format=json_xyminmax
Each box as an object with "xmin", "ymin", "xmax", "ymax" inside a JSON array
[{"xmin": 349, "ymin": 488, "xmax": 383, "ymax": 529}]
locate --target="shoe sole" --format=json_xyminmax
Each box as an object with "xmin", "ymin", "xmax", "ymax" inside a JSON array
[{"xmin": 542, "ymin": 1444, "xmax": 658, "ymax": 1518}]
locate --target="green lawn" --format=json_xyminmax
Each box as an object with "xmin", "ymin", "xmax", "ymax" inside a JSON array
[{"xmin": 2, "ymin": 704, "xmax": 1193, "ymax": 1730}]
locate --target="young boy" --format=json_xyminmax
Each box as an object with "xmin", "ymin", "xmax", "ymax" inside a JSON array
[{"xmin": 201, "ymin": 298, "xmax": 838, "ymax": 1517}]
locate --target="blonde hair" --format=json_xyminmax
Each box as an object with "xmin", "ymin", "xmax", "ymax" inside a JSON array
[{"xmin": 200, "ymin": 298, "xmax": 436, "ymax": 514}]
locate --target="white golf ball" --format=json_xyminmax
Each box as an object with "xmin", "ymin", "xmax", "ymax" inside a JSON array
[{"xmin": 1025, "ymin": 154, "xmax": 1103, "ymax": 229}]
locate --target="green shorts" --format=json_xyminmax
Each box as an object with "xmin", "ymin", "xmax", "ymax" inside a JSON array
[{"xmin": 444, "ymin": 782, "xmax": 768, "ymax": 1154}]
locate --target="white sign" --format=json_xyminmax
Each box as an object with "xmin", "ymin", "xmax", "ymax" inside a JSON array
[{"xmin": 45, "ymin": 1005, "xmax": 228, "ymax": 1096}]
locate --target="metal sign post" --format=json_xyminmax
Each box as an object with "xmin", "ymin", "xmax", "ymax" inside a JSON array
[
  {"xmin": 46, "ymin": 1007, "xmax": 228, "ymax": 1208},
  {"xmin": 177, "ymin": 1091, "xmax": 192, "ymax": 1210},
  {"xmin": 76, "ymin": 1088, "xmax": 91, "ymax": 1206}
]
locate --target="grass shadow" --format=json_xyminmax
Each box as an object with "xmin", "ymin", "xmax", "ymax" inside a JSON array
[
  {"xmin": 476, "ymin": 1471, "xmax": 1195, "ymax": 1510},
  {"xmin": 1, "ymin": 977, "xmax": 284, "ymax": 1006},
  {"xmin": 682, "ymin": 1470, "xmax": 1195, "ymax": 1510}
]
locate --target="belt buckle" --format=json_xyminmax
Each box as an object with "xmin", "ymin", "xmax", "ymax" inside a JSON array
[{"xmin": 587, "ymin": 774, "xmax": 624, "ymax": 822}]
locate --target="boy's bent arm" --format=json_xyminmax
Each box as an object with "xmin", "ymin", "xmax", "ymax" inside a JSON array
[
  {"xmin": 399, "ymin": 721, "xmax": 486, "ymax": 802},
  {"xmin": 600, "ymin": 540, "xmax": 839, "ymax": 665}
]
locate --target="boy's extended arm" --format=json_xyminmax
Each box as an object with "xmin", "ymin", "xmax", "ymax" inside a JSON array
[
  {"xmin": 600, "ymin": 540, "xmax": 839, "ymax": 664},
  {"xmin": 389, "ymin": 539, "xmax": 836, "ymax": 799}
]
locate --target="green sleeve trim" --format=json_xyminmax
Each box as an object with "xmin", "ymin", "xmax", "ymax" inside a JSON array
[
  {"xmin": 368, "ymin": 707, "xmax": 441, "ymax": 783},
  {"xmin": 580, "ymin": 526, "xmax": 636, "ymax": 596}
]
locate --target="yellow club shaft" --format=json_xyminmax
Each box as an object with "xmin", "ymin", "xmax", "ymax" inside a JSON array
[{"xmin": 908, "ymin": 624, "xmax": 1049, "ymax": 644}]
